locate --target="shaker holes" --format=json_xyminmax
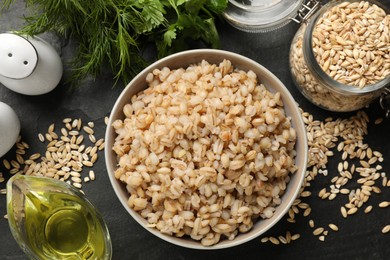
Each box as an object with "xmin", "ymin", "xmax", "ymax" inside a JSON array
[{"xmin": 6, "ymin": 53, "xmax": 29, "ymax": 65}]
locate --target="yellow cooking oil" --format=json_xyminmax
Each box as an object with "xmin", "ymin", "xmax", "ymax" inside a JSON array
[{"xmin": 7, "ymin": 175, "xmax": 112, "ymax": 260}]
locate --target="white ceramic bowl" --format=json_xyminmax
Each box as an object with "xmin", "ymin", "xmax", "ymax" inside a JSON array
[{"xmin": 105, "ymin": 49, "xmax": 307, "ymax": 249}]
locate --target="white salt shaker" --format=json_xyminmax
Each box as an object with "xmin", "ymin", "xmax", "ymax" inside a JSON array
[
  {"xmin": 0, "ymin": 33, "xmax": 63, "ymax": 95},
  {"xmin": 0, "ymin": 102, "xmax": 20, "ymax": 157}
]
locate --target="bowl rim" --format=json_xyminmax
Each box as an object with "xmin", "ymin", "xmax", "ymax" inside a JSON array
[{"xmin": 105, "ymin": 49, "xmax": 308, "ymax": 250}]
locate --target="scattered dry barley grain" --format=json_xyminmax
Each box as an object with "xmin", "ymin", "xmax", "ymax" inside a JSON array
[
  {"xmin": 382, "ymin": 225, "xmax": 390, "ymax": 234},
  {"xmin": 328, "ymin": 224, "xmax": 339, "ymax": 232}
]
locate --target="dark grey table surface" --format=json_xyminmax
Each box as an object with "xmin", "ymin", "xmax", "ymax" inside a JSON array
[{"xmin": 1, "ymin": 1, "xmax": 389, "ymax": 259}]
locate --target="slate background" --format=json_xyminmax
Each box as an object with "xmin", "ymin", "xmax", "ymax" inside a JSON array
[{"xmin": 0, "ymin": 1, "xmax": 389, "ymax": 259}]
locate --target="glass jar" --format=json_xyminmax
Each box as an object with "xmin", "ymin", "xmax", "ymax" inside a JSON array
[
  {"xmin": 223, "ymin": 0, "xmax": 306, "ymax": 33},
  {"xmin": 289, "ymin": 0, "xmax": 390, "ymax": 112}
]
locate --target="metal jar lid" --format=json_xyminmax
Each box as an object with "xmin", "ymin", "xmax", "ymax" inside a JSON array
[{"xmin": 223, "ymin": 0, "xmax": 320, "ymax": 33}]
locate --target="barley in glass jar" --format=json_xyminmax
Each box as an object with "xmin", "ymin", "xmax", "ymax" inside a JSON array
[{"xmin": 289, "ymin": 0, "xmax": 390, "ymax": 112}]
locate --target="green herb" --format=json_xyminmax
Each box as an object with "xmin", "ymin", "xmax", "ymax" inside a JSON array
[{"xmin": 2, "ymin": 0, "xmax": 228, "ymax": 84}]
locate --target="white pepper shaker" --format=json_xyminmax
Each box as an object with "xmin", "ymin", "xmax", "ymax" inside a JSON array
[
  {"xmin": 0, "ymin": 33, "xmax": 63, "ymax": 95},
  {"xmin": 0, "ymin": 102, "xmax": 20, "ymax": 157}
]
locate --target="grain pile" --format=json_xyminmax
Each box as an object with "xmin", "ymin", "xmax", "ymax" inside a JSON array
[
  {"xmin": 112, "ymin": 59, "xmax": 298, "ymax": 246},
  {"xmin": 283, "ymin": 0, "xmax": 390, "ymax": 242},
  {"xmin": 0, "ymin": 117, "xmax": 107, "ymax": 219},
  {"xmin": 261, "ymin": 110, "xmax": 389, "ymax": 244}
]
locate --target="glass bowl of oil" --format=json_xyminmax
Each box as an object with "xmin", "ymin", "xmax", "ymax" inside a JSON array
[{"xmin": 6, "ymin": 174, "xmax": 112, "ymax": 260}]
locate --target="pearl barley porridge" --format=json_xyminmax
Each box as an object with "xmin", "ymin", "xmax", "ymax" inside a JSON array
[{"xmin": 111, "ymin": 60, "xmax": 298, "ymax": 246}]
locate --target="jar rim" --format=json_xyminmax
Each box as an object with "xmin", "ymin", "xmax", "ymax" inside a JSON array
[
  {"xmin": 223, "ymin": 0, "xmax": 304, "ymax": 33},
  {"xmin": 303, "ymin": 0, "xmax": 390, "ymax": 95}
]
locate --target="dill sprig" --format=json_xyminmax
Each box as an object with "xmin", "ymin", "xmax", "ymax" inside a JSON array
[{"xmin": 1, "ymin": 0, "xmax": 228, "ymax": 85}]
